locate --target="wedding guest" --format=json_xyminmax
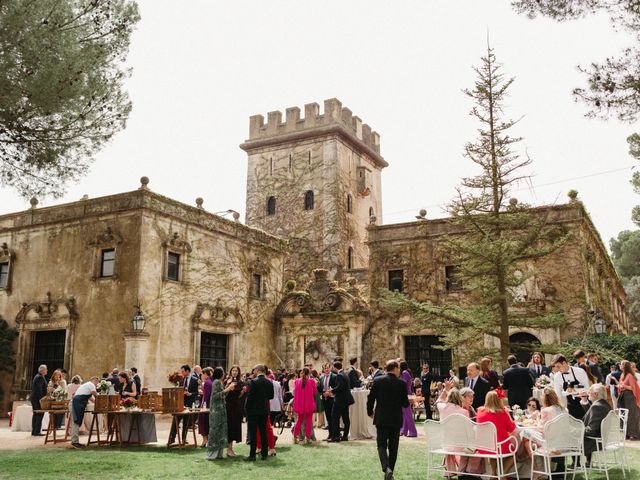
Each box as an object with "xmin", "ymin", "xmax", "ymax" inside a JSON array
[
  {"xmin": 199, "ymin": 368, "xmax": 213, "ymax": 447},
  {"xmin": 606, "ymin": 363, "xmax": 621, "ymax": 406},
  {"xmin": 371, "ymin": 360, "xmax": 384, "ymax": 380},
  {"xmin": 476, "ymin": 391, "xmax": 517, "ymax": 477},
  {"xmin": 448, "ymin": 369, "xmax": 460, "ymax": 385},
  {"xmin": 328, "ymin": 361, "xmax": 352, "ymax": 443},
  {"xmin": 526, "ymin": 397, "xmax": 541, "ymax": 420},
  {"xmin": 459, "ymin": 387, "xmax": 477, "ymax": 420},
  {"xmin": 398, "ymin": 360, "xmax": 417, "ymax": 437},
  {"xmin": 287, "ymin": 373, "xmax": 296, "ymax": 399},
  {"xmin": 67, "ymin": 375, "xmax": 83, "ymax": 398},
  {"xmin": 552, "ymin": 354, "xmax": 590, "ymax": 419},
  {"xmin": 502, "ymin": 354, "xmax": 534, "ymax": 408},
  {"xmin": 480, "ymin": 357, "xmax": 500, "ymax": 390},
  {"xmin": 131, "ymin": 367, "xmax": 141, "ymax": 397},
  {"xmin": 521, "ymin": 387, "xmax": 565, "ymax": 448},
  {"xmin": 618, "ymin": 360, "xmax": 640, "ymax": 439},
  {"xmin": 109, "ymin": 368, "xmax": 121, "ymax": 394},
  {"xmin": 311, "ymin": 369, "xmax": 325, "ymax": 429},
  {"xmin": 435, "ymin": 381, "xmax": 468, "ymax": 419},
  {"xmin": 320, "ymin": 362, "xmax": 336, "ymax": 440},
  {"xmin": 348, "ymin": 356, "xmax": 361, "ymax": 388},
  {"xmin": 578, "ymin": 363, "xmax": 597, "ymax": 386},
  {"xmin": 419, "ymin": 364, "xmax": 434, "ymax": 420},
  {"xmin": 587, "ymin": 353, "xmax": 605, "ymax": 384},
  {"xmin": 48, "ymin": 369, "xmax": 67, "ymax": 428},
  {"xmin": 292, "ymin": 367, "xmax": 317, "ymax": 443},
  {"xmin": 269, "ymin": 371, "xmax": 283, "ymax": 426},
  {"xmin": 225, "ymin": 365, "xmax": 243, "ymax": 456},
  {"xmin": 581, "ymin": 383, "xmax": 612, "ymax": 464},
  {"xmin": 206, "ymin": 367, "xmax": 237, "ymax": 460},
  {"xmin": 573, "ymin": 350, "xmax": 586, "ymax": 367},
  {"xmin": 367, "ymin": 360, "xmax": 409, "ymax": 480},
  {"xmin": 529, "ymin": 351, "xmax": 551, "ymax": 379},
  {"xmin": 245, "ymin": 364, "xmax": 274, "ymax": 461},
  {"xmin": 30, "ymin": 364, "xmax": 48, "ymax": 436},
  {"xmin": 169, "ymin": 364, "xmax": 199, "ymax": 445},
  {"xmin": 119, "ymin": 372, "xmax": 137, "ymax": 398},
  {"xmin": 68, "ymin": 377, "xmax": 99, "ymax": 449},
  {"xmin": 465, "ymin": 362, "xmax": 490, "ymax": 410}
]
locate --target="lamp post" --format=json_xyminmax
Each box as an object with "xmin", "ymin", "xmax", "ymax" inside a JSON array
[
  {"xmin": 132, "ymin": 301, "xmax": 146, "ymax": 333},
  {"xmin": 594, "ymin": 312, "xmax": 606, "ymax": 335}
]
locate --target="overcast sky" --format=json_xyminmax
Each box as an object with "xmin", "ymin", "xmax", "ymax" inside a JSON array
[{"xmin": 2, "ymin": 1, "xmax": 637, "ymax": 248}]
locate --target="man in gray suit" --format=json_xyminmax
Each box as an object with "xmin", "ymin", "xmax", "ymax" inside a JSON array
[{"xmin": 580, "ymin": 383, "xmax": 612, "ymax": 465}]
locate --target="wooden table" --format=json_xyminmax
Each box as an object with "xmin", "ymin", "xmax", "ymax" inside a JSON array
[
  {"xmin": 86, "ymin": 411, "xmax": 109, "ymax": 446},
  {"xmin": 32, "ymin": 409, "xmax": 70, "ymax": 445},
  {"xmin": 167, "ymin": 409, "xmax": 208, "ymax": 449}
]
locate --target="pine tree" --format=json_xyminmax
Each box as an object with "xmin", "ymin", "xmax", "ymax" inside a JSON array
[{"xmin": 381, "ymin": 46, "xmax": 568, "ymax": 366}]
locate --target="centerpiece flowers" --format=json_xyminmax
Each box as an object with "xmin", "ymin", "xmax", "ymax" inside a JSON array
[
  {"xmin": 97, "ymin": 380, "xmax": 112, "ymax": 395},
  {"xmin": 51, "ymin": 385, "xmax": 68, "ymax": 401},
  {"xmin": 535, "ymin": 374, "xmax": 551, "ymax": 389},
  {"xmin": 120, "ymin": 397, "xmax": 137, "ymax": 410},
  {"xmin": 168, "ymin": 371, "xmax": 182, "ymax": 387},
  {"xmin": 511, "ymin": 404, "xmax": 525, "ymax": 423}
]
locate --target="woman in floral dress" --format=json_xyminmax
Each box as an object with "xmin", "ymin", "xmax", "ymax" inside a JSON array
[{"xmin": 206, "ymin": 367, "xmax": 237, "ymax": 460}]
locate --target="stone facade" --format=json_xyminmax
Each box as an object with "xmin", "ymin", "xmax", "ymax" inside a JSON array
[{"xmin": 0, "ymin": 98, "xmax": 629, "ymax": 413}]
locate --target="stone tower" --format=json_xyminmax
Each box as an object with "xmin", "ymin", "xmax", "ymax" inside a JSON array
[{"xmin": 240, "ymin": 98, "xmax": 387, "ymax": 286}]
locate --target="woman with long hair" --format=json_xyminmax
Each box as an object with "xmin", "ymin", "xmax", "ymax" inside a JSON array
[
  {"xmin": 399, "ymin": 360, "xmax": 417, "ymax": 437},
  {"xmin": 225, "ymin": 365, "xmax": 243, "ymax": 457},
  {"xmin": 206, "ymin": 367, "xmax": 237, "ymax": 460},
  {"xmin": 119, "ymin": 372, "xmax": 137, "ymax": 398},
  {"xmin": 48, "ymin": 369, "xmax": 67, "ymax": 428},
  {"xmin": 293, "ymin": 367, "xmax": 317, "ymax": 444},
  {"xmin": 618, "ymin": 360, "xmax": 640, "ymax": 439},
  {"xmin": 198, "ymin": 368, "xmax": 213, "ymax": 447},
  {"xmin": 480, "ymin": 357, "xmax": 500, "ymax": 390}
]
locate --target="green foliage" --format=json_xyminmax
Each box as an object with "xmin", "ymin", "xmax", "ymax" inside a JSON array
[
  {"xmin": 0, "ymin": 318, "xmax": 18, "ymax": 402},
  {"xmin": 380, "ymin": 47, "xmax": 568, "ymax": 365},
  {"xmin": 561, "ymin": 334, "xmax": 640, "ymax": 368},
  {"xmin": 0, "ymin": 0, "xmax": 140, "ymax": 198},
  {"xmin": 512, "ymin": 0, "xmax": 640, "ymax": 123},
  {"xmin": 610, "ymin": 230, "xmax": 640, "ymax": 283}
]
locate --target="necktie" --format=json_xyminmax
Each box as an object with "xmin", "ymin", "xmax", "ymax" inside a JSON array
[
  {"xmin": 324, "ymin": 375, "xmax": 329, "ymax": 390},
  {"xmin": 470, "ymin": 378, "xmax": 475, "ymax": 390},
  {"xmin": 537, "ymin": 366, "xmax": 541, "ymax": 375}
]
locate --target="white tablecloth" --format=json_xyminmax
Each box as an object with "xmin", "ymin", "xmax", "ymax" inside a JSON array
[
  {"xmin": 348, "ymin": 389, "xmax": 376, "ymax": 440},
  {"xmin": 117, "ymin": 413, "xmax": 157, "ymax": 444},
  {"xmin": 11, "ymin": 404, "xmax": 49, "ymax": 432}
]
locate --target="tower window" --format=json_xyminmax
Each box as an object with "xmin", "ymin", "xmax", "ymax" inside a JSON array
[
  {"xmin": 388, "ymin": 270, "xmax": 404, "ymax": 292},
  {"xmin": 100, "ymin": 249, "xmax": 115, "ymax": 277},
  {"xmin": 0, "ymin": 262, "xmax": 9, "ymax": 288},
  {"xmin": 369, "ymin": 207, "xmax": 374, "ymax": 218},
  {"xmin": 304, "ymin": 190, "xmax": 314, "ymax": 210},
  {"xmin": 445, "ymin": 265, "xmax": 462, "ymax": 292},
  {"xmin": 269, "ymin": 158, "xmax": 273, "ymax": 176},
  {"xmin": 347, "ymin": 247, "xmax": 354, "ymax": 269},
  {"xmin": 251, "ymin": 273, "xmax": 262, "ymax": 298},
  {"xmin": 347, "ymin": 194, "xmax": 353, "ymax": 214},
  {"xmin": 167, "ymin": 252, "xmax": 180, "ymax": 281},
  {"xmin": 267, "ymin": 196, "xmax": 276, "ymax": 216}
]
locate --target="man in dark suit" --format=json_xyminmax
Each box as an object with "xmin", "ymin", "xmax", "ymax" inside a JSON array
[
  {"xmin": 529, "ymin": 351, "xmax": 551, "ymax": 380},
  {"xmin": 367, "ymin": 360, "xmax": 409, "ymax": 480},
  {"xmin": 131, "ymin": 367, "xmax": 141, "ymax": 397},
  {"xmin": 245, "ymin": 364, "xmax": 274, "ymax": 461},
  {"xmin": 108, "ymin": 368, "xmax": 121, "ymax": 393},
  {"xmin": 168, "ymin": 364, "xmax": 199, "ymax": 445},
  {"xmin": 31, "ymin": 364, "xmax": 48, "ymax": 436},
  {"xmin": 328, "ymin": 361, "xmax": 353, "ymax": 442},
  {"xmin": 319, "ymin": 362, "xmax": 336, "ymax": 440},
  {"xmin": 502, "ymin": 355, "xmax": 535, "ymax": 408},
  {"xmin": 465, "ymin": 362, "xmax": 490, "ymax": 410},
  {"xmin": 419, "ymin": 363, "xmax": 434, "ymax": 420},
  {"xmin": 348, "ymin": 356, "xmax": 361, "ymax": 388},
  {"xmin": 581, "ymin": 383, "xmax": 612, "ymax": 464},
  {"xmin": 587, "ymin": 353, "xmax": 605, "ymax": 384},
  {"xmin": 370, "ymin": 360, "xmax": 384, "ymax": 380}
]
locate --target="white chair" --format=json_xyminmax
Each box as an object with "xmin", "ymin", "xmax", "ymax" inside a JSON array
[
  {"xmin": 615, "ymin": 407, "xmax": 629, "ymax": 439},
  {"xmin": 530, "ymin": 413, "xmax": 589, "ymax": 480},
  {"xmin": 425, "ymin": 413, "xmax": 519, "ymax": 479},
  {"xmin": 589, "ymin": 410, "xmax": 628, "ymax": 479}
]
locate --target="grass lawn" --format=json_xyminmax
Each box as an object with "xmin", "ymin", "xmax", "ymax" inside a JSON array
[{"xmin": 0, "ymin": 439, "xmax": 636, "ymax": 480}]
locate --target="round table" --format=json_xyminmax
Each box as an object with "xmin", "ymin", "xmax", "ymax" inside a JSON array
[
  {"xmin": 11, "ymin": 404, "xmax": 49, "ymax": 432},
  {"xmin": 348, "ymin": 389, "xmax": 376, "ymax": 440}
]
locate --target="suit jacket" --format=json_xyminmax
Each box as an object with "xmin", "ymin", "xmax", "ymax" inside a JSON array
[
  {"xmin": 583, "ymin": 399, "xmax": 611, "ymax": 439},
  {"xmin": 348, "ymin": 367, "xmax": 361, "ymax": 389},
  {"xmin": 132, "ymin": 374, "xmax": 142, "ymax": 395},
  {"xmin": 420, "ymin": 372, "xmax": 433, "ymax": 395},
  {"xmin": 588, "ymin": 362, "xmax": 605, "ymax": 384},
  {"xmin": 529, "ymin": 364, "xmax": 551, "ymax": 379},
  {"xmin": 182, "ymin": 374, "xmax": 199, "ymax": 407},
  {"xmin": 318, "ymin": 372, "xmax": 336, "ymax": 397},
  {"xmin": 245, "ymin": 375, "xmax": 274, "ymax": 416},
  {"xmin": 109, "ymin": 374, "xmax": 122, "ymax": 393},
  {"xmin": 502, "ymin": 365, "xmax": 534, "ymax": 408},
  {"xmin": 31, "ymin": 374, "xmax": 47, "ymax": 407},
  {"xmin": 372, "ymin": 369, "xmax": 385, "ymax": 380},
  {"xmin": 332, "ymin": 370, "xmax": 352, "ymax": 407},
  {"xmin": 367, "ymin": 373, "xmax": 409, "ymax": 428},
  {"xmin": 466, "ymin": 375, "xmax": 490, "ymax": 410}
]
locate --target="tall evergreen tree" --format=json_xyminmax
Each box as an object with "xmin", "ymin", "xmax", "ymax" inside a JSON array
[{"xmin": 381, "ymin": 46, "xmax": 568, "ymax": 365}]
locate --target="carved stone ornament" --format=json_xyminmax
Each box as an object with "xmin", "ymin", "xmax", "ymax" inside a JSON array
[
  {"xmin": 88, "ymin": 226, "xmax": 123, "ymax": 247},
  {"xmin": 538, "ymin": 278, "xmax": 557, "ymax": 299},
  {"xmin": 248, "ymin": 256, "xmax": 268, "ymax": 275},
  {"xmin": 15, "ymin": 292, "xmax": 79, "ymax": 325},
  {"xmin": 384, "ymin": 252, "xmax": 409, "ymax": 268},
  {"xmin": 0, "ymin": 242, "xmax": 12, "ymax": 260},
  {"xmin": 191, "ymin": 300, "xmax": 244, "ymax": 330},
  {"xmin": 163, "ymin": 232, "xmax": 192, "ymax": 254}
]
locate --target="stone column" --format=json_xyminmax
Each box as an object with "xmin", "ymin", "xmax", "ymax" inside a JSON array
[{"xmin": 123, "ymin": 332, "xmax": 150, "ymax": 388}]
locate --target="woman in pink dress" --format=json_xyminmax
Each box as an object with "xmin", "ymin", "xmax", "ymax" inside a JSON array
[{"xmin": 292, "ymin": 367, "xmax": 317, "ymax": 443}]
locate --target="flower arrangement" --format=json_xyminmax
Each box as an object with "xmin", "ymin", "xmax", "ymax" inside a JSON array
[
  {"xmin": 168, "ymin": 371, "xmax": 182, "ymax": 386},
  {"xmin": 97, "ymin": 380, "xmax": 112, "ymax": 395},
  {"xmin": 535, "ymin": 374, "xmax": 551, "ymax": 388},
  {"xmin": 511, "ymin": 404, "xmax": 525, "ymax": 423},
  {"xmin": 120, "ymin": 397, "xmax": 137, "ymax": 409},
  {"xmin": 51, "ymin": 385, "xmax": 67, "ymax": 401}
]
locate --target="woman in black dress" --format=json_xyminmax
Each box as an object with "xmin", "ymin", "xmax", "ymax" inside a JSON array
[
  {"xmin": 224, "ymin": 365, "xmax": 243, "ymax": 457},
  {"xmin": 119, "ymin": 372, "xmax": 137, "ymax": 398}
]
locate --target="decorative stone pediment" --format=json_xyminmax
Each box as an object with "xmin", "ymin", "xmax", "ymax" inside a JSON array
[
  {"xmin": 192, "ymin": 300, "xmax": 244, "ymax": 330},
  {"xmin": 0, "ymin": 242, "xmax": 13, "ymax": 261},
  {"xmin": 275, "ymin": 269, "xmax": 368, "ymax": 316},
  {"xmin": 88, "ymin": 227, "xmax": 122, "ymax": 247},
  {"xmin": 15, "ymin": 292, "xmax": 79, "ymax": 327},
  {"xmin": 163, "ymin": 232, "xmax": 192, "ymax": 253},
  {"xmin": 248, "ymin": 256, "xmax": 268, "ymax": 275},
  {"xmin": 384, "ymin": 252, "xmax": 409, "ymax": 268}
]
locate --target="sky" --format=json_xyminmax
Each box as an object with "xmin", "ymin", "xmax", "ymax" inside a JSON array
[{"xmin": 2, "ymin": 1, "xmax": 638, "ymax": 248}]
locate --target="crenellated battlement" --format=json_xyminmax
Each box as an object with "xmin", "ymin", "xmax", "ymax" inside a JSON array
[{"xmin": 242, "ymin": 98, "xmax": 385, "ymax": 166}]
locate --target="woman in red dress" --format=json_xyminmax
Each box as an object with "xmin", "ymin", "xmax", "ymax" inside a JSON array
[{"xmin": 475, "ymin": 390, "xmax": 517, "ymax": 476}]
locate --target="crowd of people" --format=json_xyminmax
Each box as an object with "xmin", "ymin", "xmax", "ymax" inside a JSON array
[{"xmin": 27, "ymin": 348, "xmax": 640, "ymax": 479}]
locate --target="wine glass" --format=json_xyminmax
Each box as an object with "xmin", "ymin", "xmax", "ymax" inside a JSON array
[{"xmin": 194, "ymin": 399, "xmax": 200, "ymax": 410}]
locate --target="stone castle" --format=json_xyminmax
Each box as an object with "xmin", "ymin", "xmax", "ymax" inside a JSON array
[{"xmin": 0, "ymin": 99, "xmax": 628, "ymax": 412}]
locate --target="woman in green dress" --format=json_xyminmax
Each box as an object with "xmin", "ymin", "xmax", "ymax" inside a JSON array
[{"xmin": 206, "ymin": 367, "xmax": 237, "ymax": 460}]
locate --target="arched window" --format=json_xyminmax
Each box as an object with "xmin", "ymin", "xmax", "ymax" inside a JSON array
[
  {"xmin": 304, "ymin": 190, "xmax": 314, "ymax": 210},
  {"xmin": 266, "ymin": 196, "xmax": 276, "ymax": 216},
  {"xmin": 347, "ymin": 194, "xmax": 353, "ymax": 214},
  {"xmin": 347, "ymin": 246, "xmax": 354, "ymax": 269},
  {"xmin": 369, "ymin": 207, "xmax": 374, "ymax": 218}
]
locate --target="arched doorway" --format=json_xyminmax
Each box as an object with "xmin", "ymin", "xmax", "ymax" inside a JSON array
[{"xmin": 509, "ymin": 332, "xmax": 541, "ymax": 366}]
